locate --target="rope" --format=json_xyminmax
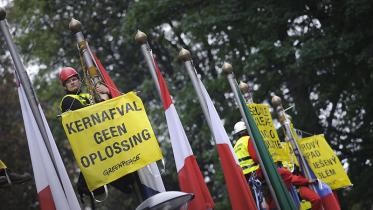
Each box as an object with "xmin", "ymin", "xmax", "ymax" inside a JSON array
[
  {"xmin": 86, "ymin": 43, "xmax": 124, "ymax": 97},
  {"xmin": 294, "ymin": 128, "xmax": 315, "ymax": 137},
  {"xmin": 78, "ymin": 47, "xmax": 96, "ymax": 105}
]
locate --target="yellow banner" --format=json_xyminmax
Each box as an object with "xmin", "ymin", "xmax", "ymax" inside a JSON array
[
  {"xmin": 0, "ymin": 160, "xmax": 7, "ymax": 169},
  {"xmin": 298, "ymin": 134, "xmax": 352, "ymax": 189},
  {"xmin": 61, "ymin": 92, "xmax": 163, "ymax": 191},
  {"xmin": 248, "ymin": 104, "xmax": 285, "ymax": 162},
  {"xmin": 280, "ymin": 142, "xmax": 299, "ymax": 171}
]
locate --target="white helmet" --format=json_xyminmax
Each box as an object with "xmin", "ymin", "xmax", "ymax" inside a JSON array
[{"xmin": 233, "ymin": 121, "xmax": 246, "ymax": 135}]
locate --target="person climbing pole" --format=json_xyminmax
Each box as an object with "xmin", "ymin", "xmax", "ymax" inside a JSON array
[{"xmin": 59, "ymin": 67, "xmax": 138, "ymax": 204}]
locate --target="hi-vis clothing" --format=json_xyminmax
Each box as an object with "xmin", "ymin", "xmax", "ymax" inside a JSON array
[
  {"xmin": 234, "ymin": 136, "xmax": 259, "ymax": 175},
  {"xmin": 60, "ymin": 93, "xmax": 93, "ymax": 112}
]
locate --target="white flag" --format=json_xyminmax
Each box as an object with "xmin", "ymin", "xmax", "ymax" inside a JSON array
[{"xmin": 18, "ymin": 82, "xmax": 80, "ymax": 210}]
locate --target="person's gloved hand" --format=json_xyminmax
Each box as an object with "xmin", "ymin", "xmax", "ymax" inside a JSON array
[{"xmin": 95, "ymin": 84, "xmax": 109, "ymax": 94}]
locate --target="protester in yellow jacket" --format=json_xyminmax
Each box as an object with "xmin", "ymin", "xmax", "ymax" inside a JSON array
[
  {"xmin": 58, "ymin": 67, "xmax": 137, "ymax": 202},
  {"xmin": 233, "ymin": 121, "xmax": 260, "ymax": 179}
]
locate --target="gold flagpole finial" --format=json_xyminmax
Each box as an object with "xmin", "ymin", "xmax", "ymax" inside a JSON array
[
  {"xmin": 0, "ymin": 7, "xmax": 6, "ymax": 20},
  {"xmin": 271, "ymin": 95, "xmax": 286, "ymax": 123},
  {"xmin": 222, "ymin": 62, "xmax": 233, "ymax": 75},
  {"xmin": 239, "ymin": 81, "xmax": 249, "ymax": 93},
  {"xmin": 69, "ymin": 18, "xmax": 82, "ymax": 34},
  {"xmin": 271, "ymin": 95, "xmax": 283, "ymax": 109},
  {"xmin": 178, "ymin": 48, "xmax": 192, "ymax": 62},
  {"xmin": 239, "ymin": 81, "xmax": 254, "ymax": 103},
  {"xmin": 135, "ymin": 30, "xmax": 148, "ymax": 44}
]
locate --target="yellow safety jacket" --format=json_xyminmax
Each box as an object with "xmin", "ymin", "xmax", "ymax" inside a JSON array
[
  {"xmin": 59, "ymin": 93, "xmax": 92, "ymax": 112},
  {"xmin": 234, "ymin": 136, "xmax": 259, "ymax": 175}
]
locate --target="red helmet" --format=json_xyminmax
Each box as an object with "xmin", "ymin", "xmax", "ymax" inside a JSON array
[{"xmin": 59, "ymin": 67, "xmax": 78, "ymax": 84}]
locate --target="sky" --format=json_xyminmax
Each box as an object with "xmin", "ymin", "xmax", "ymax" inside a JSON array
[{"xmin": 0, "ymin": 0, "xmax": 9, "ymax": 7}]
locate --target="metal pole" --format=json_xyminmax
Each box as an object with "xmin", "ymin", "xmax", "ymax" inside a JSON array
[
  {"xmin": 132, "ymin": 31, "xmax": 168, "ymax": 200},
  {"xmin": 135, "ymin": 32, "xmax": 197, "ymax": 210},
  {"xmin": 178, "ymin": 48, "xmax": 213, "ymax": 130},
  {"xmin": 272, "ymin": 96, "xmax": 317, "ymax": 191},
  {"xmin": 69, "ymin": 18, "xmax": 109, "ymax": 101},
  {"xmin": 69, "ymin": 18, "xmax": 94, "ymax": 69},
  {"xmin": 223, "ymin": 66, "xmax": 281, "ymax": 209},
  {"xmin": 135, "ymin": 31, "xmax": 215, "ymax": 207},
  {"xmin": 134, "ymin": 30, "xmax": 161, "ymax": 98},
  {"xmin": 133, "ymin": 31, "xmax": 171, "ymax": 197},
  {"xmin": 0, "ymin": 8, "xmax": 64, "ymax": 190}
]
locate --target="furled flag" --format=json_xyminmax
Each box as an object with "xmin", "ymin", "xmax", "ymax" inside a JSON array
[
  {"xmin": 92, "ymin": 53, "xmax": 121, "ymax": 98},
  {"xmin": 197, "ymin": 79, "xmax": 257, "ymax": 210},
  {"xmin": 93, "ymin": 54, "xmax": 165, "ymax": 197},
  {"xmin": 17, "ymin": 76, "xmax": 81, "ymax": 210},
  {"xmin": 153, "ymin": 59, "xmax": 214, "ymax": 209}
]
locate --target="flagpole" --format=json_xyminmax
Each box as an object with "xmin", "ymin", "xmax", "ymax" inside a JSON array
[
  {"xmin": 271, "ymin": 96, "xmax": 316, "ymax": 190},
  {"xmin": 69, "ymin": 18, "xmax": 109, "ymax": 101},
  {"xmin": 178, "ymin": 48, "xmax": 212, "ymax": 129},
  {"xmin": 134, "ymin": 30, "xmax": 161, "ymax": 98},
  {"xmin": 133, "ymin": 30, "xmax": 170, "ymax": 198},
  {"xmin": 238, "ymin": 81, "xmax": 254, "ymax": 104},
  {"xmin": 222, "ymin": 63, "xmax": 282, "ymax": 209},
  {"xmin": 132, "ymin": 31, "xmax": 171, "ymax": 197},
  {"xmin": 180, "ymin": 49, "xmax": 260, "ymax": 210},
  {"xmin": 0, "ymin": 8, "xmax": 64, "ymax": 187},
  {"xmin": 135, "ymin": 31, "xmax": 212, "ymax": 209}
]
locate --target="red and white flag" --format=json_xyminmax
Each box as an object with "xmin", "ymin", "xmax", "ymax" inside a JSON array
[
  {"xmin": 17, "ymin": 81, "xmax": 80, "ymax": 210},
  {"xmin": 198, "ymin": 78, "xmax": 257, "ymax": 210},
  {"xmin": 154, "ymin": 60, "xmax": 214, "ymax": 209}
]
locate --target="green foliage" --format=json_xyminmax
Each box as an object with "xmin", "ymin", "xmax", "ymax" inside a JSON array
[{"xmin": 1, "ymin": 0, "xmax": 373, "ymax": 209}]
